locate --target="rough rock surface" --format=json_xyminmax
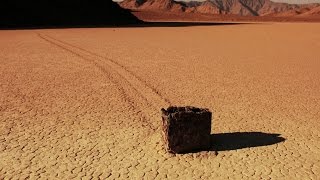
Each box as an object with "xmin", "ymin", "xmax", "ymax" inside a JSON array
[
  {"xmin": 195, "ymin": 1, "xmax": 224, "ymax": 14},
  {"xmin": 161, "ymin": 106, "xmax": 212, "ymax": 153},
  {"xmin": 120, "ymin": 0, "xmax": 320, "ymax": 16},
  {"xmin": 121, "ymin": 0, "xmax": 186, "ymax": 12}
]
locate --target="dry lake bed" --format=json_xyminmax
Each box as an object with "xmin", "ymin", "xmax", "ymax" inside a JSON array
[{"xmin": 0, "ymin": 22, "xmax": 320, "ymax": 179}]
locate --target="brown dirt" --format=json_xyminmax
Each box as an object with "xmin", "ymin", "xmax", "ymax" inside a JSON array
[{"xmin": 1, "ymin": 23, "xmax": 320, "ymax": 179}]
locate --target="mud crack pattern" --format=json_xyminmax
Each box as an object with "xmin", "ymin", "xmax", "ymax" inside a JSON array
[{"xmin": 1, "ymin": 23, "xmax": 320, "ymax": 179}]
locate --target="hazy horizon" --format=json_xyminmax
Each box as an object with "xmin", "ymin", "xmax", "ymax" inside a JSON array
[{"xmin": 113, "ymin": 0, "xmax": 320, "ymax": 4}]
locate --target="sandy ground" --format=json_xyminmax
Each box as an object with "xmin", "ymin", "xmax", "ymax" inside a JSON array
[{"xmin": 0, "ymin": 23, "xmax": 320, "ymax": 179}]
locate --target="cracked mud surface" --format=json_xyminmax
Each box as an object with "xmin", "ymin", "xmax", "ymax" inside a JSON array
[{"xmin": 1, "ymin": 23, "xmax": 320, "ymax": 179}]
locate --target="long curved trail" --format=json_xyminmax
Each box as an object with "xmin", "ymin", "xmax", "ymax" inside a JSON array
[
  {"xmin": 38, "ymin": 33, "xmax": 171, "ymax": 107},
  {"xmin": 38, "ymin": 33, "xmax": 172, "ymax": 131},
  {"xmin": 1, "ymin": 24, "xmax": 320, "ymax": 179}
]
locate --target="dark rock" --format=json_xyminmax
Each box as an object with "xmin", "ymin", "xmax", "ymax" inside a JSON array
[
  {"xmin": 0, "ymin": 0, "xmax": 142, "ymax": 28},
  {"xmin": 161, "ymin": 106, "xmax": 212, "ymax": 154}
]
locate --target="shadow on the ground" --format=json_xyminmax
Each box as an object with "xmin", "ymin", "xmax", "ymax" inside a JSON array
[
  {"xmin": 176, "ymin": 132, "xmax": 285, "ymax": 154},
  {"xmin": 0, "ymin": 22, "xmax": 250, "ymax": 30},
  {"xmin": 210, "ymin": 132, "xmax": 285, "ymax": 151}
]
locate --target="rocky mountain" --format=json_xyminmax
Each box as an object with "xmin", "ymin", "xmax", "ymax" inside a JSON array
[
  {"xmin": 298, "ymin": 5, "xmax": 320, "ymax": 16},
  {"xmin": 0, "ymin": 0, "xmax": 142, "ymax": 28},
  {"xmin": 120, "ymin": 0, "xmax": 320, "ymax": 16},
  {"xmin": 194, "ymin": 1, "xmax": 224, "ymax": 14},
  {"xmin": 263, "ymin": 3, "xmax": 320, "ymax": 16},
  {"xmin": 120, "ymin": 0, "xmax": 187, "ymax": 12}
]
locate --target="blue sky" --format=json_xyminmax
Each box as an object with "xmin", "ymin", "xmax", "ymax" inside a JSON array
[{"xmin": 114, "ymin": 0, "xmax": 320, "ymax": 4}]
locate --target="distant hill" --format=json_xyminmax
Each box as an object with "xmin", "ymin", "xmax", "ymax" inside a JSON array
[
  {"xmin": 120, "ymin": 0, "xmax": 320, "ymax": 17},
  {"xmin": 298, "ymin": 5, "xmax": 320, "ymax": 16},
  {"xmin": 0, "ymin": 0, "xmax": 142, "ymax": 28},
  {"xmin": 120, "ymin": 0, "xmax": 187, "ymax": 12}
]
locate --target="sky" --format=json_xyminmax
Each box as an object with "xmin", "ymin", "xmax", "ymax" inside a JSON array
[{"xmin": 114, "ymin": 0, "xmax": 320, "ymax": 4}]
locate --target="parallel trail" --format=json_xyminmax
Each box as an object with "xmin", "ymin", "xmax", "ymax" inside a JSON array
[
  {"xmin": 39, "ymin": 33, "xmax": 171, "ymax": 105},
  {"xmin": 38, "ymin": 33, "xmax": 171, "ymax": 131},
  {"xmin": 41, "ymin": 34, "xmax": 172, "ymax": 105}
]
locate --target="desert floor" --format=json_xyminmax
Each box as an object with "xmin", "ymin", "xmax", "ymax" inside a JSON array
[{"xmin": 0, "ymin": 22, "xmax": 320, "ymax": 179}]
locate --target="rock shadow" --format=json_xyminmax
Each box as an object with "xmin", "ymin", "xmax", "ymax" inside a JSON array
[{"xmin": 210, "ymin": 132, "xmax": 285, "ymax": 151}]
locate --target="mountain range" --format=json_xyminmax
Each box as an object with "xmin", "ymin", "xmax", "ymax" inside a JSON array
[{"xmin": 120, "ymin": 0, "xmax": 320, "ymax": 16}]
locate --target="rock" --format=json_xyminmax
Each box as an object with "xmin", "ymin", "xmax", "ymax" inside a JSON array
[
  {"xmin": 0, "ymin": 0, "xmax": 142, "ymax": 28},
  {"xmin": 161, "ymin": 106, "xmax": 212, "ymax": 153}
]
